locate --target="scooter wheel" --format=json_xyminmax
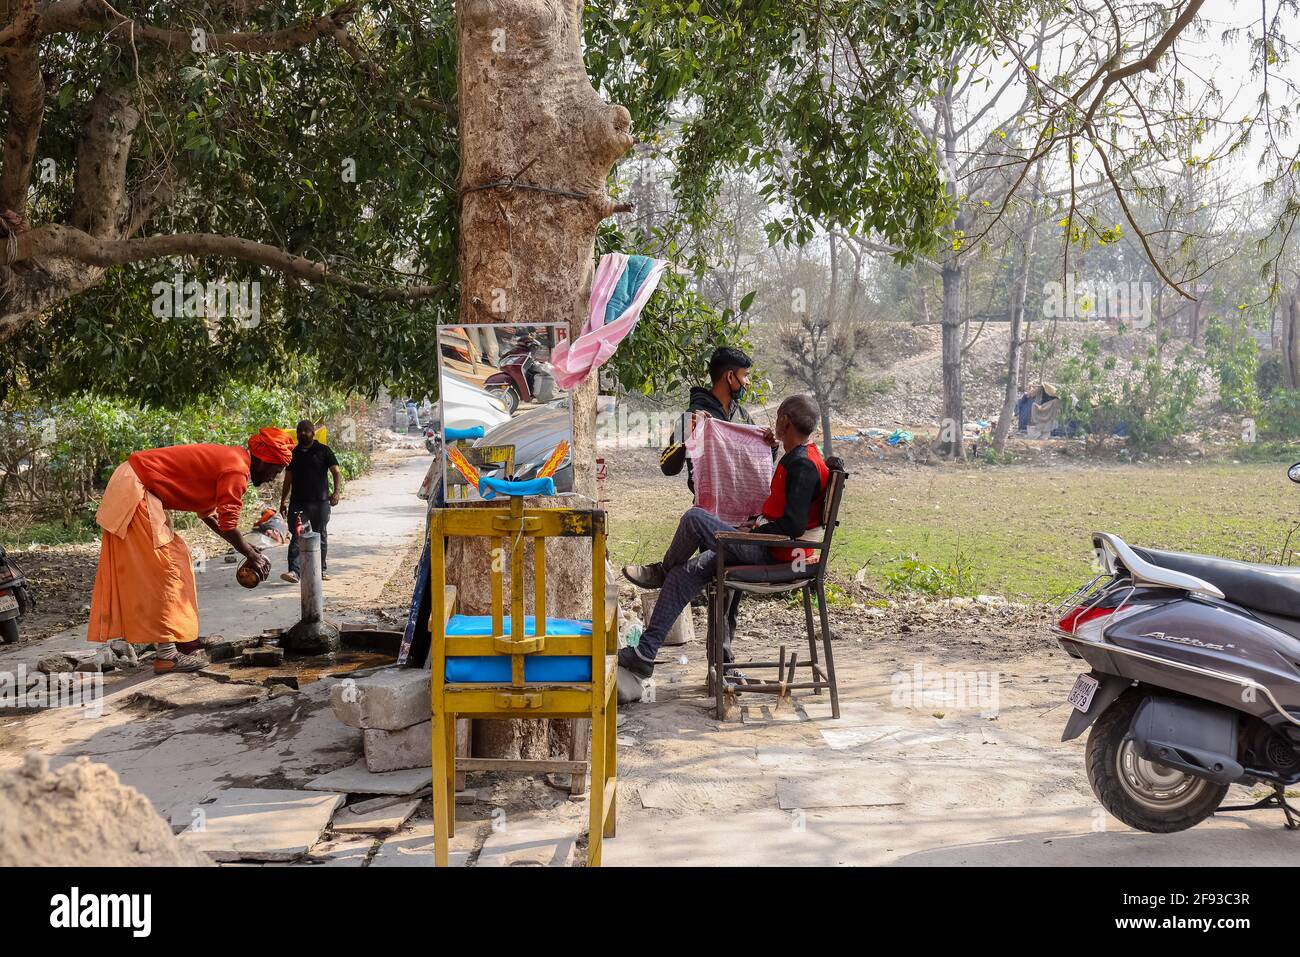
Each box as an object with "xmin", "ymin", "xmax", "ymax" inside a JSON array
[
  {"xmin": 488, "ymin": 385, "xmax": 519, "ymax": 415},
  {"xmin": 0, "ymin": 618, "xmax": 18, "ymax": 645},
  {"xmin": 1086, "ymin": 690, "xmax": 1228, "ymax": 833}
]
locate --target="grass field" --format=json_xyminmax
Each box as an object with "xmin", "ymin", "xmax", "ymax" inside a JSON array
[{"xmin": 606, "ymin": 457, "xmax": 1300, "ymax": 603}]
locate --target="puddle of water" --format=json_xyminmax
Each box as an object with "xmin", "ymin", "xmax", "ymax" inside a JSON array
[{"xmin": 208, "ymin": 647, "xmax": 394, "ymax": 688}]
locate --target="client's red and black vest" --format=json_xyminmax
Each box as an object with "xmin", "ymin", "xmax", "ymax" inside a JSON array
[{"xmin": 757, "ymin": 443, "xmax": 830, "ymax": 561}]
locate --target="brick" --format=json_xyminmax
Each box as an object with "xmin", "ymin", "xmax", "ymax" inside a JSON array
[
  {"xmin": 329, "ymin": 668, "xmax": 430, "ymax": 730},
  {"xmin": 363, "ymin": 721, "xmax": 431, "ymax": 773}
]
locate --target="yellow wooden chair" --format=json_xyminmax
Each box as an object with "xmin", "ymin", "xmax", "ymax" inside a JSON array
[{"xmin": 428, "ymin": 494, "xmax": 618, "ymax": 866}]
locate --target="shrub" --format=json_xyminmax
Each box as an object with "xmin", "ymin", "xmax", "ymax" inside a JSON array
[
  {"xmin": 1257, "ymin": 352, "xmax": 1284, "ymax": 400},
  {"xmin": 1, "ymin": 382, "xmax": 361, "ymax": 523},
  {"xmin": 1260, "ymin": 389, "xmax": 1300, "ymax": 440},
  {"xmin": 1203, "ymin": 317, "xmax": 1259, "ymax": 416},
  {"xmin": 884, "ymin": 556, "xmax": 973, "ymax": 597},
  {"xmin": 334, "ymin": 449, "xmax": 371, "ymax": 481},
  {"xmin": 1057, "ymin": 335, "xmax": 1200, "ymax": 451}
]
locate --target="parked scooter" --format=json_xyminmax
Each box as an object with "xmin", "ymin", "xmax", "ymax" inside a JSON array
[
  {"xmin": 484, "ymin": 333, "xmax": 555, "ymax": 414},
  {"xmin": 0, "ymin": 544, "xmax": 35, "ymax": 644},
  {"xmin": 1053, "ymin": 466, "xmax": 1300, "ymax": 832}
]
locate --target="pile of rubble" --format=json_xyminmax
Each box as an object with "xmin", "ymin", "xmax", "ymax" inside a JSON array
[
  {"xmin": 0, "ymin": 754, "xmax": 213, "ymax": 867},
  {"xmin": 35, "ymin": 639, "xmax": 148, "ymax": 676}
]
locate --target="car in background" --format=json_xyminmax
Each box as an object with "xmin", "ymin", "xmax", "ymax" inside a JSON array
[
  {"xmin": 474, "ymin": 403, "xmax": 573, "ymax": 493},
  {"xmin": 439, "ymin": 375, "xmax": 512, "ymax": 434}
]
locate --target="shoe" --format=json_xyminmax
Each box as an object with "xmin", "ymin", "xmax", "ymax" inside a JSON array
[
  {"xmin": 623, "ymin": 562, "xmax": 665, "ymax": 590},
  {"xmin": 153, "ymin": 652, "xmax": 206, "ymax": 674},
  {"xmin": 280, "ymin": 571, "xmax": 300, "ymax": 584},
  {"xmin": 321, "ymin": 573, "xmax": 331, "ymax": 581},
  {"xmin": 617, "ymin": 646, "xmax": 654, "ymax": 679}
]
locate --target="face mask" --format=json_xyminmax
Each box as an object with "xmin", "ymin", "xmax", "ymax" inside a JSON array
[{"xmin": 731, "ymin": 374, "xmax": 747, "ymax": 403}]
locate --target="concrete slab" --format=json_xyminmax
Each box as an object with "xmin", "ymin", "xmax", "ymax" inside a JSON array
[
  {"xmin": 307, "ymin": 835, "xmax": 377, "ymax": 867},
  {"xmin": 819, "ymin": 724, "xmax": 956, "ymax": 751},
  {"xmin": 128, "ymin": 674, "xmax": 269, "ymax": 711},
  {"xmin": 363, "ymin": 720, "xmax": 430, "ymax": 772},
  {"xmin": 775, "ymin": 772, "xmax": 906, "ymax": 810},
  {"xmin": 371, "ymin": 822, "xmax": 470, "ymax": 867},
  {"xmin": 333, "ymin": 798, "xmax": 419, "ymax": 834},
  {"xmin": 477, "ymin": 814, "xmax": 578, "ymax": 867},
  {"xmin": 636, "ymin": 778, "xmax": 766, "ymax": 812},
  {"xmin": 330, "ymin": 668, "xmax": 431, "ymax": 731},
  {"xmin": 305, "ymin": 760, "xmax": 432, "ymax": 795},
  {"xmin": 174, "ymin": 788, "xmax": 344, "ymax": 862},
  {"xmin": 754, "ymin": 745, "xmax": 844, "ymax": 772},
  {"xmin": 348, "ymin": 794, "xmax": 409, "ymax": 814}
]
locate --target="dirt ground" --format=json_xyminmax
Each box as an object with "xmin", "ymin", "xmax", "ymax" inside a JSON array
[{"xmin": 594, "ymin": 443, "xmax": 1300, "ymax": 866}]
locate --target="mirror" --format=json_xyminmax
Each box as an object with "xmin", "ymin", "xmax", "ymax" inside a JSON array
[
  {"xmin": 436, "ymin": 323, "xmax": 574, "ymax": 503},
  {"xmin": 1289, "ymin": 462, "xmax": 1300, "ymax": 484}
]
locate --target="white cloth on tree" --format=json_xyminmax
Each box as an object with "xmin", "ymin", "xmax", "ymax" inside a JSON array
[{"xmin": 685, "ymin": 417, "xmax": 774, "ymax": 525}]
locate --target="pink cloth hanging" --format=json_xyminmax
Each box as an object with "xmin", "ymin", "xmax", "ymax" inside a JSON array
[
  {"xmin": 686, "ymin": 416, "xmax": 774, "ymax": 525},
  {"xmin": 550, "ymin": 253, "xmax": 669, "ymax": 390}
]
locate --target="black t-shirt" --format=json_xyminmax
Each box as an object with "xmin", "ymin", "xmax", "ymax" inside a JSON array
[{"xmin": 287, "ymin": 442, "xmax": 339, "ymax": 503}]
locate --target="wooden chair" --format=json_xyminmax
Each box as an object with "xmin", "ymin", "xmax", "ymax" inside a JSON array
[
  {"xmin": 705, "ymin": 463, "xmax": 848, "ymax": 720},
  {"xmin": 428, "ymin": 493, "xmax": 618, "ymax": 866}
]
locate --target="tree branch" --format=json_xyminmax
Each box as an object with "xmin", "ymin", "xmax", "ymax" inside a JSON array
[
  {"xmin": 0, "ymin": 1, "xmax": 45, "ymax": 214},
  {"xmin": 36, "ymin": 0, "xmax": 358, "ymax": 53},
  {"xmin": 7, "ymin": 223, "xmax": 448, "ymax": 301}
]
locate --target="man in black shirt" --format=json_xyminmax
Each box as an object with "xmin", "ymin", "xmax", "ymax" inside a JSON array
[
  {"xmin": 660, "ymin": 346, "xmax": 757, "ymax": 491},
  {"xmin": 280, "ymin": 420, "xmax": 344, "ymax": 583}
]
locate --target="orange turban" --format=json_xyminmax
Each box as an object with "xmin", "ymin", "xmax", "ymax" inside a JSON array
[{"xmin": 247, "ymin": 427, "xmax": 296, "ymax": 466}]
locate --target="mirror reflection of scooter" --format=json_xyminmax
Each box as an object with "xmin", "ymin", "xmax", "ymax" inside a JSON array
[{"xmin": 485, "ymin": 333, "xmax": 555, "ymax": 414}]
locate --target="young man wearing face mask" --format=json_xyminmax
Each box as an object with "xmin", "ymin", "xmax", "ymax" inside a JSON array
[
  {"xmin": 622, "ymin": 394, "xmax": 829, "ymax": 679},
  {"xmin": 660, "ymin": 346, "xmax": 758, "ymax": 492}
]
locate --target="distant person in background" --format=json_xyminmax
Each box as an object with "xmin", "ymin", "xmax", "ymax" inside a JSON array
[
  {"xmin": 280, "ymin": 420, "xmax": 343, "ymax": 584},
  {"xmin": 403, "ymin": 399, "xmax": 423, "ymax": 431}
]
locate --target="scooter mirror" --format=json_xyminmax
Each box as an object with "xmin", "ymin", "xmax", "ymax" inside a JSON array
[{"xmin": 1289, "ymin": 462, "xmax": 1300, "ymax": 484}]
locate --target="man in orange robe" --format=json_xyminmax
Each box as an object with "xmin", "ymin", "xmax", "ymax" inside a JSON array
[{"xmin": 88, "ymin": 427, "xmax": 296, "ymax": 673}]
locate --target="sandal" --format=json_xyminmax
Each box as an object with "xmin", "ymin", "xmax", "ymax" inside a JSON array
[{"xmin": 153, "ymin": 652, "xmax": 207, "ymax": 674}]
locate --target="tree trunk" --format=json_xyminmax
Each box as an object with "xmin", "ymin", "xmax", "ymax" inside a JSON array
[
  {"xmin": 993, "ymin": 201, "xmax": 1042, "ymax": 453},
  {"xmin": 820, "ymin": 404, "xmax": 835, "ymax": 460},
  {"xmin": 452, "ymin": 0, "xmax": 632, "ymax": 760},
  {"xmin": 1286, "ymin": 283, "xmax": 1300, "ymax": 391},
  {"xmin": 822, "ymin": 233, "xmax": 838, "ymax": 459},
  {"xmin": 939, "ymin": 258, "xmax": 966, "ymax": 460}
]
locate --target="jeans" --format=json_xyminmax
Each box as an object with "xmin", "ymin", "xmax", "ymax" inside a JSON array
[
  {"xmin": 287, "ymin": 500, "xmax": 331, "ymax": 574},
  {"xmin": 631, "ymin": 507, "xmax": 771, "ymax": 665}
]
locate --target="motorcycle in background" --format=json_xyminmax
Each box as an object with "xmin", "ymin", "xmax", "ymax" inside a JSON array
[
  {"xmin": 484, "ymin": 332, "xmax": 555, "ymax": 413},
  {"xmin": 1053, "ymin": 462, "xmax": 1300, "ymax": 832},
  {"xmin": 0, "ymin": 544, "xmax": 35, "ymax": 644}
]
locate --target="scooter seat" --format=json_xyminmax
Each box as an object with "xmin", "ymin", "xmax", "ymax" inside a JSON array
[{"xmin": 1134, "ymin": 547, "xmax": 1300, "ymax": 619}]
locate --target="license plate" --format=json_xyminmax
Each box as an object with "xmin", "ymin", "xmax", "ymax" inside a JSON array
[
  {"xmin": 0, "ymin": 594, "xmax": 17, "ymax": 614},
  {"xmin": 1068, "ymin": 673, "xmax": 1099, "ymax": 713}
]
